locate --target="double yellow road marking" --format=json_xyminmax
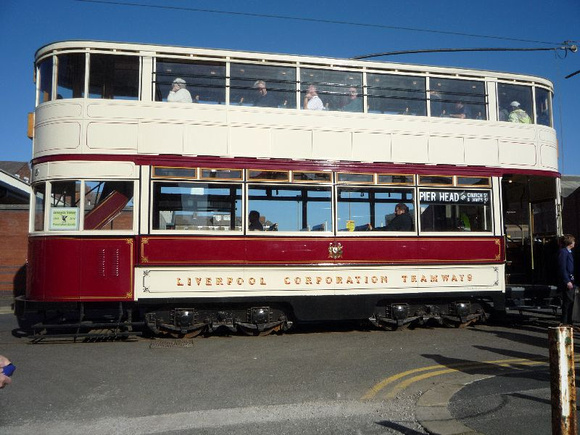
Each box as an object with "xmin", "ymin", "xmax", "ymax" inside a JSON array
[{"xmin": 361, "ymin": 356, "xmax": 579, "ymax": 400}]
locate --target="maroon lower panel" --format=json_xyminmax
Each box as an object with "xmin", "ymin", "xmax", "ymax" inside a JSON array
[
  {"xmin": 27, "ymin": 237, "xmax": 135, "ymax": 302},
  {"xmin": 139, "ymin": 236, "xmax": 503, "ymax": 266}
]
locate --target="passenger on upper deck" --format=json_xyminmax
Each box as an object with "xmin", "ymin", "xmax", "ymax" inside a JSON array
[
  {"xmin": 168, "ymin": 78, "xmax": 193, "ymax": 103},
  {"xmin": 372, "ymin": 203, "xmax": 413, "ymax": 231},
  {"xmin": 508, "ymin": 101, "xmax": 531, "ymax": 123},
  {"xmin": 253, "ymin": 80, "xmax": 278, "ymax": 107},
  {"xmin": 448, "ymin": 101, "xmax": 471, "ymax": 119},
  {"xmin": 341, "ymin": 87, "xmax": 363, "ymax": 112},
  {"xmin": 248, "ymin": 210, "xmax": 264, "ymax": 231},
  {"xmin": 303, "ymin": 85, "xmax": 324, "ymax": 110}
]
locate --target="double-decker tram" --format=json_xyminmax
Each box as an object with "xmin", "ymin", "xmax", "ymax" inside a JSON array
[{"xmin": 18, "ymin": 40, "xmax": 560, "ymax": 338}]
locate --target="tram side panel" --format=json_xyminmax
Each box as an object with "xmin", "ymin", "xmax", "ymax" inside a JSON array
[
  {"xmin": 26, "ymin": 236, "xmax": 135, "ymax": 303},
  {"xmin": 134, "ymin": 235, "xmax": 506, "ymax": 323}
]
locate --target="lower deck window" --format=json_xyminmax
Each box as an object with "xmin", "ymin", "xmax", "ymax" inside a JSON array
[
  {"xmin": 337, "ymin": 187, "xmax": 414, "ymax": 232},
  {"xmin": 248, "ymin": 185, "xmax": 332, "ymax": 232},
  {"xmin": 84, "ymin": 181, "xmax": 134, "ymax": 230},
  {"xmin": 419, "ymin": 189, "xmax": 492, "ymax": 232},
  {"xmin": 153, "ymin": 182, "xmax": 242, "ymax": 231}
]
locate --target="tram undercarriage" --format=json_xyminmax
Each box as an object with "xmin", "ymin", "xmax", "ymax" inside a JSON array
[{"xmin": 15, "ymin": 292, "xmax": 500, "ymax": 341}]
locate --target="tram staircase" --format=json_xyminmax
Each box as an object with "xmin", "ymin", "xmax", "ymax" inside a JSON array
[{"xmin": 505, "ymin": 284, "xmax": 561, "ymax": 319}]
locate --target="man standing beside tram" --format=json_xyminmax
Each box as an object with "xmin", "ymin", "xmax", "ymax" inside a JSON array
[{"xmin": 558, "ymin": 234, "xmax": 577, "ymax": 325}]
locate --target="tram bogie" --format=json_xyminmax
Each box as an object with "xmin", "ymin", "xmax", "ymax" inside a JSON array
[
  {"xmin": 143, "ymin": 304, "xmax": 292, "ymax": 338},
  {"xmin": 370, "ymin": 300, "xmax": 489, "ymax": 330}
]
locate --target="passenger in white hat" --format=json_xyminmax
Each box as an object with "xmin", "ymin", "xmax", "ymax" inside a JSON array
[
  {"xmin": 168, "ymin": 78, "xmax": 193, "ymax": 103},
  {"xmin": 508, "ymin": 100, "xmax": 531, "ymax": 123}
]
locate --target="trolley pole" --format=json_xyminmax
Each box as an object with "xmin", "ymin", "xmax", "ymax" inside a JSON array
[{"xmin": 549, "ymin": 326, "xmax": 577, "ymax": 435}]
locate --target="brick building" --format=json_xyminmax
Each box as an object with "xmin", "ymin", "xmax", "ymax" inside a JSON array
[{"xmin": 0, "ymin": 162, "xmax": 31, "ymax": 297}]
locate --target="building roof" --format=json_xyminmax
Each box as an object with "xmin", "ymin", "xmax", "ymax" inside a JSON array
[
  {"xmin": 0, "ymin": 161, "xmax": 31, "ymax": 204},
  {"xmin": 561, "ymin": 175, "xmax": 580, "ymax": 198}
]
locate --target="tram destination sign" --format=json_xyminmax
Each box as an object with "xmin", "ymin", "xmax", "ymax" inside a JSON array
[{"xmin": 419, "ymin": 189, "xmax": 490, "ymax": 205}]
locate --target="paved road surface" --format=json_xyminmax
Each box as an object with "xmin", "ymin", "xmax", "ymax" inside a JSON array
[{"xmin": 0, "ymin": 309, "xmax": 576, "ymax": 434}]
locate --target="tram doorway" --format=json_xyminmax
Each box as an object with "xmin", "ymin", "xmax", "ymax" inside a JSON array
[{"xmin": 502, "ymin": 174, "xmax": 559, "ymax": 286}]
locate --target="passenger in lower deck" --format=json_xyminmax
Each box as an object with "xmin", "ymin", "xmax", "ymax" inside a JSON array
[
  {"xmin": 248, "ymin": 210, "xmax": 264, "ymax": 231},
  {"xmin": 372, "ymin": 203, "xmax": 414, "ymax": 231}
]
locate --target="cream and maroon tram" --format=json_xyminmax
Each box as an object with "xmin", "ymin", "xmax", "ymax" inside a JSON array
[{"xmin": 17, "ymin": 40, "xmax": 560, "ymax": 337}]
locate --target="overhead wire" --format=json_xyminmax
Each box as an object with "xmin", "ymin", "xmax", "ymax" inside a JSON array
[
  {"xmin": 75, "ymin": 0, "xmax": 563, "ymax": 47},
  {"xmin": 352, "ymin": 46, "xmax": 573, "ymax": 60}
]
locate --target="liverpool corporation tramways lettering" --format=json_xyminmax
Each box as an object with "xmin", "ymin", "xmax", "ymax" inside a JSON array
[{"xmin": 175, "ymin": 273, "xmax": 473, "ymax": 288}]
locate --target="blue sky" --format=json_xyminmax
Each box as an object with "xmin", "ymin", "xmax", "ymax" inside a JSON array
[{"xmin": 1, "ymin": 0, "xmax": 578, "ymax": 173}]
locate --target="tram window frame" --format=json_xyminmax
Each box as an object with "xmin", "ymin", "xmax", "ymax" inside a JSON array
[
  {"xmin": 154, "ymin": 58, "xmax": 226, "ymax": 105},
  {"xmin": 301, "ymin": 68, "xmax": 363, "ymax": 112},
  {"xmin": 367, "ymin": 73, "xmax": 427, "ymax": 116},
  {"xmin": 49, "ymin": 180, "xmax": 81, "ymax": 231},
  {"xmin": 429, "ymin": 78, "xmax": 487, "ymax": 120},
  {"xmin": 33, "ymin": 184, "xmax": 46, "ymax": 232},
  {"xmin": 419, "ymin": 175, "xmax": 454, "ymax": 186},
  {"xmin": 83, "ymin": 181, "xmax": 134, "ymax": 231},
  {"xmin": 497, "ymin": 83, "xmax": 533, "ymax": 123},
  {"xmin": 377, "ymin": 174, "xmax": 415, "ymax": 185},
  {"xmin": 535, "ymin": 87, "xmax": 552, "ymax": 127},
  {"xmin": 337, "ymin": 173, "xmax": 375, "ymax": 184},
  {"xmin": 418, "ymin": 188, "xmax": 492, "ymax": 233},
  {"xmin": 336, "ymin": 186, "xmax": 415, "ymax": 233},
  {"xmin": 292, "ymin": 171, "xmax": 333, "ymax": 183},
  {"xmin": 57, "ymin": 53, "xmax": 86, "ymax": 99},
  {"xmin": 153, "ymin": 166, "xmax": 197, "ymax": 180},
  {"xmin": 88, "ymin": 53, "xmax": 139, "ymax": 100},
  {"xmin": 151, "ymin": 181, "xmax": 243, "ymax": 232},
  {"xmin": 247, "ymin": 170, "xmax": 290, "ymax": 182},
  {"xmin": 456, "ymin": 176, "xmax": 491, "ymax": 187},
  {"xmin": 38, "ymin": 56, "xmax": 53, "ymax": 104},
  {"xmin": 230, "ymin": 63, "xmax": 297, "ymax": 109},
  {"xmin": 200, "ymin": 168, "xmax": 244, "ymax": 181},
  {"xmin": 247, "ymin": 184, "xmax": 333, "ymax": 233}
]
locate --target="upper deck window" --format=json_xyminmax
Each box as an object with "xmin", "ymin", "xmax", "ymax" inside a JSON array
[
  {"xmin": 89, "ymin": 54, "xmax": 139, "ymax": 100},
  {"xmin": 301, "ymin": 69, "xmax": 363, "ymax": 112},
  {"xmin": 430, "ymin": 78, "xmax": 487, "ymax": 120},
  {"xmin": 231, "ymin": 63, "xmax": 296, "ymax": 109},
  {"xmin": 38, "ymin": 57, "xmax": 53, "ymax": 103},
  {"xmin": 535, "ymin": 87, "xmax": 552, "ymax": 127},
  {"xmin": 155, "ymin": 59, "xmax": 225, "ymax": 104},
  {"xmin": 498, "ymin": 83, "xmax": 533, "ymax": 124},
  {"xmin": 57, "ymin": 53, "xmax": 85, "ymax": 99},
  {"xmin": 367, "ymin": 74, "xmax": 426, "ymax": 116}
]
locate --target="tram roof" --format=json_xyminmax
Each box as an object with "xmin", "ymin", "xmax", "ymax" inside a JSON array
[{"xmin": 35, "ymin": 40, "xmax": 554, "ymax": 89}]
